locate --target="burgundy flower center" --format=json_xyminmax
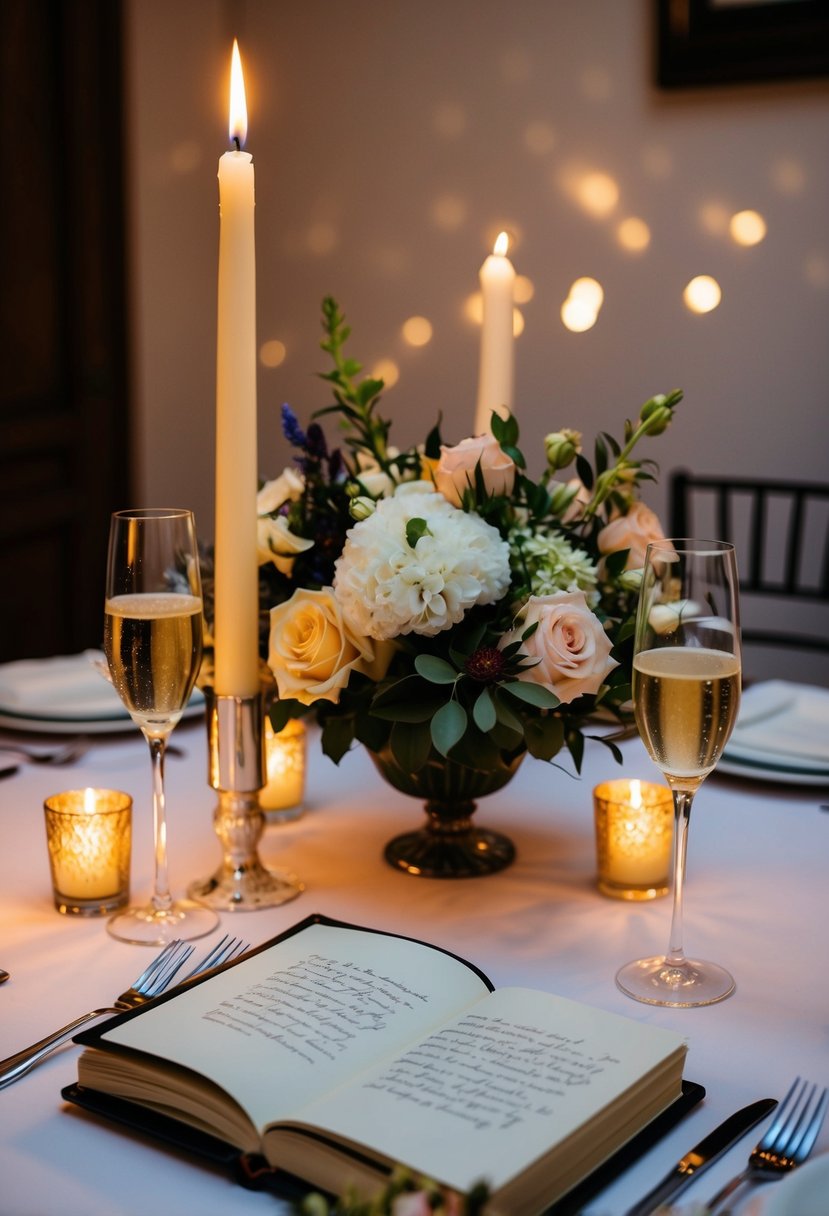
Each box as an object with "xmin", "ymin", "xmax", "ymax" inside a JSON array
[{"xmin": 465, "ymin": 646, "xmax": 505, "ymax": 682}]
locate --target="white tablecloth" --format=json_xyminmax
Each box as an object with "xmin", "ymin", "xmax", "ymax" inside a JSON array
[{"xmin": 1, "ymin": 716, "xmax": 827, "ymax": 1216}]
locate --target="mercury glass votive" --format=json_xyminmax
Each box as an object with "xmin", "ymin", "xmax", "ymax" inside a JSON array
[
  {"xmin": 593, "ymin": 778, "xmax": 673, "ymax": 901},
  {"xmin": 44, "ymin": 788, "xmax": 131, "ymax": 915},
  {"xmin": 260, "ymin": 718, "xmax": 306, "ymax": 823}
]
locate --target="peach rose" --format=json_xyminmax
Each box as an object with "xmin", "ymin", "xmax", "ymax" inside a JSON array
[
  {"xmin": 500, "ymin": 590, "xmax": 618, "ymax": 704},
  {"xmin": 434, "ymin": 433, "xmax": 516, "ymax": 507},
  {"xmin": 598, "ymin": 501, "xmax": 665, "ymax": 571},
  {"xmin": 268, "ymin": 587, "xmax": 388, "ymax": 705}
]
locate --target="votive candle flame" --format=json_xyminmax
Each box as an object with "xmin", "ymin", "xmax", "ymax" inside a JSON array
[
  {"xmin": 594, "ymin": 778, "xmax": 673, "ymax": 900},
  {"xmin": 44, "ymin": 788, "xmax": 132, "ymax": 915}
]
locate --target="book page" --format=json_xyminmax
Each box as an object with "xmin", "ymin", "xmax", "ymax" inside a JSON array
[
  {"xmin": 99, "ymin": 921, "xmax": 490, "ymax": 1134},
  {"xmin": 285, "ymin": 986, "xmax": 685, "ymax": 1195}
]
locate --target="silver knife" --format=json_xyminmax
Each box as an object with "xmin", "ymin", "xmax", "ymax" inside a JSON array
[{"xmin": 624, "ymin": 1097, "xmax": 777, "ymax": 1216}]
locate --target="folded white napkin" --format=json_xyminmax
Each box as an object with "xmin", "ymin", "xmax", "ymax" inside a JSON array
[
  {"xmin": 730, "ymin": 680, "xmax": 829, "ymax": 767},
  {"xmin": 0, "ymin": 651, "xmax": 124, "ymax": 718}
]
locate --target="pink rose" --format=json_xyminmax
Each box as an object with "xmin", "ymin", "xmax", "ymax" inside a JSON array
[
  {"xmin": 500, "ymin": 590, "xmax": 618, "ymax": 704},
  {"xmin": 598, "ymin": 500, "xmax": 665, "ymax": 570},
  {"xmin": 434, "ymin": 434, "xmax": 516, "ymax": 507}
]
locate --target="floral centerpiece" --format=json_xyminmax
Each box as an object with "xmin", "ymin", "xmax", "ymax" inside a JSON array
[{"xmin": 225, "ymin": 299, "xmax": 680, "ymax": 874}]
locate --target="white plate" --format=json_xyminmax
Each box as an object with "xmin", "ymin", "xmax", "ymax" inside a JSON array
[
  {"xmin": 0, "ymin": 694, "xmax": 206, "ymax": 736},
  {"xmin": 0, "ymin": 651, "xmax": 205, "ymax": 735},
  {"xmin": 717, "ymin": 752, "xmax": 829, "ymax": 787},
  {"xmin": 763, "ymin": 1152, "xmax": 829, "ymax": 1215},
  {"xmin": 728, "ymin": 681, "xmax": 829, "ymax": 769}
]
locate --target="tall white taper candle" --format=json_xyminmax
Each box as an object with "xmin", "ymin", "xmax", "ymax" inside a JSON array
[
  {"xmin": 474, "ymin": 231, "xmax": 516, "ymax": 436},
  {"xmin": 214, "ymin": 40, "xmax": 260, "ymax": 697}
]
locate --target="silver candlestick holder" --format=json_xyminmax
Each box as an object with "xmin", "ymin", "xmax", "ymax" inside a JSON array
[{"xmin": 188, "ymin": 686, "xmax": 304, "ymax": 911}]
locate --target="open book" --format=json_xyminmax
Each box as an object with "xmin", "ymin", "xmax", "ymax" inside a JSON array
[{"xmin": 65, "ymin": 916, "xmax": 693, "ymax": 1216}]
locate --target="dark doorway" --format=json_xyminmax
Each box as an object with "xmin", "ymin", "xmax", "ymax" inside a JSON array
[{"xmin": 0, "ymin": 0, "xmax": 131, "ymax": 661}]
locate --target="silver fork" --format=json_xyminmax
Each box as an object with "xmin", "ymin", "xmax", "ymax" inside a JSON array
[
  {"xmin": 0, "ymin": 738, "xmax": 90, "ymax": 766},
  {"xmin": 0, "ymin": 934, "xmax": 248, "ymax": 1088},
  {"xmin": 704, "ymin": 1077, "xmax": 829, "ymax": 1213}
]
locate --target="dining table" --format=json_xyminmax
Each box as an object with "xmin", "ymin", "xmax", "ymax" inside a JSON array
[{"xmin": 1, "ymin": 702, "xmax": 827, "ymax": 1216}]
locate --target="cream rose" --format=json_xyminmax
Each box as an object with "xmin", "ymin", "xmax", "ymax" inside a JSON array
[
  {"xmin": 268, "ymin": 587, "xmax": 387, "ymax": 705},
  {"xmin": 598, "ymin": 501, "xmax": 665, "ymax": 571},
  {"xmin": 500, "ymin": 590, "xmax": 618, "ymax": 704},
  {"xmin": 434, "ymin": 433, "xmax": 516, "ymax": 507}
]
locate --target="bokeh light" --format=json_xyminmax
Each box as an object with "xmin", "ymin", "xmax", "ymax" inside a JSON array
[
  {"xmin": 729, "ymin": 210, "xmax": 767, "ymax": 247},
  {"xmin": 570, "ymin": 277, "xmax": 604, "ymax": 311},
  {"xmin": 260, "ymin": 339, "xmax": 287, "ymax": 368},
  {"xmin": 576, "ymin": 171, "xmax": 620, "ymax": 217},
  {"xmin": 683, "ymin": 275, "xmax": 722, "ymax": 314},
  {"xmin": 402, "ymin": 316, "xmax": 433, "ymax": 347},
  {"xmin": 561, "ymin": 277, "xmax": 604, "ymax": 332},
  {"xmin": 430, "ymin": 193, "xmax": 467, "ymax": 231},
  {"xmin": 523, "ymin": 121, "xmax": 556, "ymax": 156},
  {"xmin": 561, "ymin": 296, "xmax": 598, "ymax": 333},
  {"xmin": 514, "ymin": 275, "xmax": 535, "ymax": 304},
  {"xmin": 371, "ymin": 359, "xmax": 400, "ymax": 388},
  {"xmin": 464, "ymin": 292, "xmax": 483, "ymax": 325},
  {"xmin": 700, "ymin": 203, "xmax": 730, "ymax": 237},
  {"xmin": 617, "ymin": 217, "xmax": 651, "ymax": 252},
  {"xmin": 306, "ymin": 221, "xmax": 338, "ymax": 255}
]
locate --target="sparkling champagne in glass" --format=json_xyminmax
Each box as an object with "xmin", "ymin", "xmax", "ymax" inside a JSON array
[
  {"xmin": 616, "ymin": 539, "xmax": 741, "ymax": 1007},
  {"xmin": 104, "ymin": 508, "xmax": 217, "ymax": 944}
]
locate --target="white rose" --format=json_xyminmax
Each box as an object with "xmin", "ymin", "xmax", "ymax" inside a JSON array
[
  {"xmin": 499, "ymin": 590, "xmax": 618, "ymax": 705},
  {"xmin": 257, "ymin": 468, "xmax": 304, "ymax": 515},
  {"xmin": 257, "ymin": 515, "xmax": 313, "ymax": 574}
]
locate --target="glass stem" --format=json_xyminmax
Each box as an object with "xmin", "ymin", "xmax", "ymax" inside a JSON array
[
  {"xmin": 666, "ymin": 788, "xmax": 694, "ymax": 966},
  {"xmin": 147, "ymin": 733, "xmax": 173, "ymax": 913}
]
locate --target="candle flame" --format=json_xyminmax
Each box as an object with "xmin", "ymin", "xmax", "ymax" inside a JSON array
[
  {"xmin": 228, "ymin": 39, "xmax": 248, "ymax": 148},
  {"xmin": 494, "ymin": 231, "xmax": 509, "ymax": 257},
  {"xmin": 83, "ymin": 787, "xmax": 97, "ymax": 813},
  {"xmin": 630, "ymin": 779, "xmax": 642, "ymax": 809}
]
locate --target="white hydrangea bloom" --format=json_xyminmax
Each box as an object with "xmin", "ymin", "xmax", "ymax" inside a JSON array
[{"xmin": 334, "ymin": 485, "xmax": 511, "ymax": 639}]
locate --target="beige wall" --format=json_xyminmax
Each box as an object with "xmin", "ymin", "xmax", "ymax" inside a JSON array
[{"xmin": 126, "ymin": 0, "xmax": 829, "ymax": 545}]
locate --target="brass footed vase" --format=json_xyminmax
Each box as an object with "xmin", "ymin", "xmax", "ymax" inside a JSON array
[{"xmin": 370, "ymin": 744, "xmax": 525, "ymax": 878}]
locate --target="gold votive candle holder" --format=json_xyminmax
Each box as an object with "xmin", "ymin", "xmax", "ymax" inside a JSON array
[
  {"xmin": 44, "ymin": 788, "xmax": 131, "ymax": 915},
  {"xmin": 260, "ymin": 718, "xmax": 306, "ymax": 823},
  {"xmin": 593, "ymin": 778, "xmax": 673, "ymax": 901}
]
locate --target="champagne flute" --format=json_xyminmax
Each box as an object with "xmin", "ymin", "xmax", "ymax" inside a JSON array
[
  {"xmin": 616, "ymin": 539, "xmax": 741, "ymax": 1007},
  {"xmin": 104, "ymin": 508, "xmax": 218, "ymax": 945}
]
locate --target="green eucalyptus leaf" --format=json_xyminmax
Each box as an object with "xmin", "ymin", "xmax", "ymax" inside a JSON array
[
  {"xmin": 524, "ymin": 715, "xmax": 565, "ymax": 761},
  {"xmin": 492, "ymin": 692, "xmax": 524, "ymax": 734},
  {"xmin": 567, "ymin": 730, "xmax": 585, "ymax": 774},
  {"xmin": 502, "ymin": 443, "xmax": 526, "ymax": 470},
  {"xmin": 390, "ymin": 720, "xmax": 433, "ymax": 772},
  {"xmin": 575, "ymin": 453, "xmax": 594, "ymax": 491},
  {"xmin": 424, "ymin": 419, "xmax": 443, "ymax": 460},
  {"xmin": 472, "ymin": 687, "xmax": 497, "ymax": 732},
  {"xmin": 371, "ymin": 675, "xmax": 444, "ymax": 721},
  {"xmin": 431, "ymin": 701, "xmax": 468, "ymax": 757},
  {"xmin": 268, "ymin": 698, "xmax": 304, "ymax": 732},
  {"xmin": 414, "ymin": 654, "xmax": 458, "ymax": 685},
  {"xmin": 320, "ymin": 715, "xmax": 355, "ymax": 764},
  {"xmin": 502, "ymin": 680, "xmax": 560, "ymax": 708}
]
